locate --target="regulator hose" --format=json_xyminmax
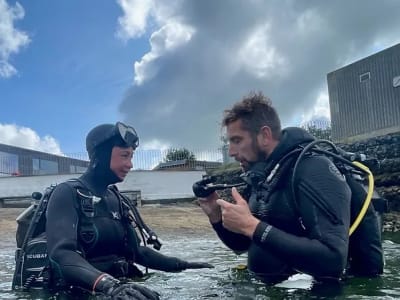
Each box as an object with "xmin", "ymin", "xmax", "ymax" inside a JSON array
[
  {"xmin": 290, "ymin": 139, "xmax": 375, "ymax": 236},
  {"xmin": 348, "ymin": 161, "xmax": 374, "ymax": 236}
]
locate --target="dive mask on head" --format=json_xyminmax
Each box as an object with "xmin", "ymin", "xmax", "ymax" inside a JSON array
[
  {"xmin": 86, "ymin": 122, "xmax": 140, "ymax": 160},
  {"xmin": 116, "ymin": 122, "xmax": 139, "ymax": 149}
]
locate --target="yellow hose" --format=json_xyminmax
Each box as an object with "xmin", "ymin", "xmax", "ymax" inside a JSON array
[{"xmin": 348, "ymin": 161, "xmax": 374, "ymax": 236}]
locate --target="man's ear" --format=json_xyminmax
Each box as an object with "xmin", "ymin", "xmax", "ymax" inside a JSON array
[{"xmin": 258, "ymin": 126, "xmax": 273, "ymax": 147}]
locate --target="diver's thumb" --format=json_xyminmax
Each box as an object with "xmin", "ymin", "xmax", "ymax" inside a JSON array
[{"xmin": 231, "ymin": 187, "xmax": 246, "ymax": 205}]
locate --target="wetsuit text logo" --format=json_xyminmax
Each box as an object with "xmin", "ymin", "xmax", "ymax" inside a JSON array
[{"xmin": 27, "ymin": 253, "xmax": 47, "ymax": 259}]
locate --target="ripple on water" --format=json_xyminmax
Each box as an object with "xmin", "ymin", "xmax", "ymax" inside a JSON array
[{"xmin": 0, "ymin": 234, "xmax": 399, "ymax": 299}]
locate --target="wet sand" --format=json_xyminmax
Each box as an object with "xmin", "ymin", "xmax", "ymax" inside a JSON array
[{"xmin": 0, "ymin": 203, "xmax": 214, "ymax": 242}]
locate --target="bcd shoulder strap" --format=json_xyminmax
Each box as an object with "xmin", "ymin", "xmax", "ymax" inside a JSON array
[
  {"xmin": 247, "ymin": 146, "xmax": 304, "ymax": 206},
  {"xmin": 65, "ymin": 179, "xmax": 99, "ymax": 245}
]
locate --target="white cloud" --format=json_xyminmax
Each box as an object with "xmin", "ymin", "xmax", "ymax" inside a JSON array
[
  {"xmin": 0, "ymin": 60, "xmax": 17, "ymax": 77},
  {"xmin": 238, "ymin": 24, "xmax": 287, "ymax": 79},
  {"xmin": 140, "ymin": 138, "xmax": 170, "ymax": 151},
  {"xmin": 116, "ymin": 0, "xmax": 183, "ymax": 40},
  {"xmin": 116, "ymin": 1, "xmax": 400, "ymax": 150},
  {"xmin": 0, "ymin": 123, "xmax": 63, "ymax": 155},
  {"xmin": 117, "ymin": 0, "xmax": 195, "ymax": 84},
  {"xmin": 301, "ymin": 91, "xmax": 331, "ymax": 128},
  {"xmin": 296, "ymin": 8, "xmax": 324, "ymax": 36},
  {"xmin": 134, "ymin": 21, "xmax": 195, "ymax": 84},
  {"xmin": 0, "ymin": 0, "xmax": 30, "ymax": 78},
  {"xmin": 133, "ymin": 138, "xmax": 170, "ymax": 170},
  {"xmin": 116, "ymin": 0, "xmax": 154, "ymax": 40}
]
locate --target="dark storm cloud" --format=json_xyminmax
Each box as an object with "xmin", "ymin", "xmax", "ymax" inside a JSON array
[{"xmin": 119, "ymin": 0, "xmax": 400, "ymax": 150}]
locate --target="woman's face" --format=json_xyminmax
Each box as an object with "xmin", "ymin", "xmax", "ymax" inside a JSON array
[{"xmin": 110, "ymin": 146, "xmax": 134, "ymax": 180}]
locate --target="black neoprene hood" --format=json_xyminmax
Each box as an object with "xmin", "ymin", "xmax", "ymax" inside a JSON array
[
  {"xmin": 85, "ymin": 122, "xmax": 139, "ymax": 160},
  {"xmin": 86, "ymin": 124, "xmax": 115, "ymax": 159}
]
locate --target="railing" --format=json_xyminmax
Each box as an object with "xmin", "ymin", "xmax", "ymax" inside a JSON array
[
  {"xmin": 0, "ymin": 190, "xmax": 142, "ymax": 208},
  {"xmin": 0, "ymin": 148, "xmax": 226, "ymax": 176}
]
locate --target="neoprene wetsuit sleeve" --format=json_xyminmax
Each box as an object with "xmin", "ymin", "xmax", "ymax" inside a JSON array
[
  {"xmin": 135, "ymin": 246, "xmax": 189, "ymax": 272},
  {"xmin": 252, "ymin": 155, "xmax": 351, "ymax": 279},
  {"xmin": 46, "ymin": 183, "xmax": 103, "ymax": 289},
  {"xmin": 212, "ymin": 221, "xmax": 251, "ymax": 254},
  {"xmin": 125, "ymin": 225, "xmax": 207, "ymax": 272}
]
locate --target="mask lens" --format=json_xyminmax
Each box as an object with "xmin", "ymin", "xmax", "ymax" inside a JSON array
[{"xmin": 117, "ymin": 122, "xmax": 139, "ymax": 148}]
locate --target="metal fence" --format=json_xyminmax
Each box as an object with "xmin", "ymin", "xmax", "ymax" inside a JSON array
[
  {"xmin": 0, "ymin": 122, "xmax": 336, "ymax": 177},
  {"xmin": 0, "ymin": 148, "xmax": 226, "ymax": 176}
]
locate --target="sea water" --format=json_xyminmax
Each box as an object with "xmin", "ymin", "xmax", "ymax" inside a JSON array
[{"xmin": 1, "ymin": 232, "xmax": 399, "ymax": 299}]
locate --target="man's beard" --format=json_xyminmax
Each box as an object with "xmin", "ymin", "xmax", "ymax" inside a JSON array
[{"xmin": 242, "ymin": 144, "xmax": 267, "ymax": 171}]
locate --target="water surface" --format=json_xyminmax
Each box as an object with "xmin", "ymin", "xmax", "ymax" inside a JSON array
[{"xmin": 1, "ymin": 232, "xmax": 399, "ymax": 299}]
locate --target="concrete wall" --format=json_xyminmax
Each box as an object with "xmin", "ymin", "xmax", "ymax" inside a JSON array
[{"xmin": 0, "ymin": 170, "xmax": 205, "ymax": 201}]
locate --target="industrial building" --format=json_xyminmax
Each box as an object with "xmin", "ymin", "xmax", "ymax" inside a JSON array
[
  {"xmin": 0, "ymin": 143, "xmax": 88, "ymax": 176},
  {"xmin": 327, "ymin": 43, "xmax": 400, "ymax": 142}
]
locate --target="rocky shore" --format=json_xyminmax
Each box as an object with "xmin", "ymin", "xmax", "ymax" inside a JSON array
[
  {"xmin": 340, "ymin": 132, "xmax": 400, "ymax": 231},
  {"xmin": 339, "ymin": 132, "xmax": 400, "ymax": 212}
]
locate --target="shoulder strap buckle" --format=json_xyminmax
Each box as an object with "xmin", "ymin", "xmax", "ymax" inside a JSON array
[{"xmin": 76, "ymin": 188, "xmax": 95, "ymax": 218}]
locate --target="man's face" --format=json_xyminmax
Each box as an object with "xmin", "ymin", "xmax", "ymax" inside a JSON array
[
  {"xmin": 226, "ymin": 119, "xmax": 265, "ymax": 171},
  {"xmin": 110, "ymin": 146, "xmax": 134, "ymax": 180}
]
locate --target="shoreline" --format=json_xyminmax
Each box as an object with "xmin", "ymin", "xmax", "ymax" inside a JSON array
[
  {"xmin": 1, "ymin": 203, "xmax": 398, "ymax": 242},
  {"xmin": 0, "ymin": 203, "xmax": 214, "ymax": 240}
]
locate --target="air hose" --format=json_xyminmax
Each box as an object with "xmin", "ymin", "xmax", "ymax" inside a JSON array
[
  {"xmin": 291, "ymin": 139, "xmax": 375, "ymax": 236},
  {"xmin": 348, "ymin": 161, "xmax": 374, "ymax": 236}
]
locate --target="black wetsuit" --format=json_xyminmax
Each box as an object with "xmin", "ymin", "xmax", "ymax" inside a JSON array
[
  {"xmin": 212, "ymin": 127, "xmax": 352, "ymax": 281},
  {"xmin": 46, "ymin": 169, "xmax": 188, "ymax": 291}
]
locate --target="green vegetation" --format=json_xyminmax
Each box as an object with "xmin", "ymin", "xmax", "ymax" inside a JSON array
[
  {"xmin": 303, "ymin": 125, "xmax": 332, "ymax": 141},
  {"xmin": 164, "ymin": 148, "xmax": 196, "ymax": 162},
  {"xmin": 208, "ymin": 161, "xmax": 240, "ymax": 176}
]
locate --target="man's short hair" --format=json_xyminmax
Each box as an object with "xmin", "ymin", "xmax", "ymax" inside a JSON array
[{"xmin": 222, "ymin": 91, "xmax": 281, "ymax": 139}]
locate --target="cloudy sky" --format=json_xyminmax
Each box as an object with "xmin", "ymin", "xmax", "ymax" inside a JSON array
[{"xmin": 1, "ymin": 0, "xmax": 400, "ymax": 157}]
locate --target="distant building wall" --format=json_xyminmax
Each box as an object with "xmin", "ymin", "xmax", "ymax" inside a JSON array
[
  {"xmin": 0, "ymin": 143, "xmax": 88, "ymax": 176},
  {"xmin": 0, "ymin": 170, "xmax": 205, "ymax": 201},
  {"xmin": 153, "ymin": 159, "xmax": 222, "ymax": 171},
  {"xmin": 327, "ymin": 43, "xmax": 400, "ymax": 142}
]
